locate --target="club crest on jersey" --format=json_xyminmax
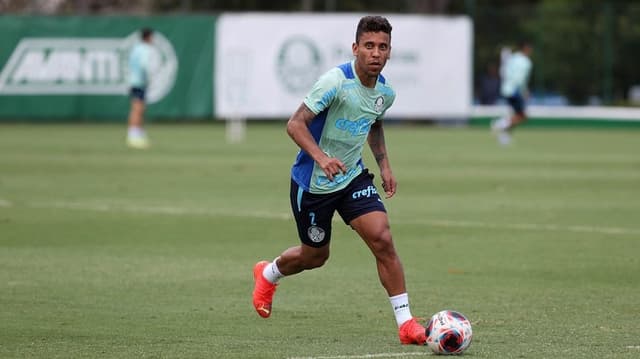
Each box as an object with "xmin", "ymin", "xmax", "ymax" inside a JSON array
[
  {"xmin": 374, "ymin": 96, "xmax": 384, "ymax": 112},
  {"xmin": 307, "ymin": 226, "xmax": 325, "ymax": 243}
]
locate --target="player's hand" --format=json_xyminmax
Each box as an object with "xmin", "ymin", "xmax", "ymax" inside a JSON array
[
  {"xmin": 318, "ymin": 156, "xmax": 347, "ymax": 182},
  {"xmin": 380, "ymin": 170, "xmax": 397, "ymax": 198}
]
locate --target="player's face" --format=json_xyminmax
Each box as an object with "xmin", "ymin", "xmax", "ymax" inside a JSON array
[{"xmin": 352, "ymin": 31, "xmax": 391, "ymax": 84}]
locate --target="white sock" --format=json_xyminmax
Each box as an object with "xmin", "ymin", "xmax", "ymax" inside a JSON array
[
  {"xmin": 390, "ymin": 293, "xmax": 413, "ymax": 327},
  {"xmin": 128, "ymin": 127, "xmax": 144, "ymax": 137},
  {"xmin": 262, "ymin": 258, "xmax": 284, "ymax": 284},
  {"xmin": 497, "ymin": 116, "xmax": 511, "ymax": 130}
]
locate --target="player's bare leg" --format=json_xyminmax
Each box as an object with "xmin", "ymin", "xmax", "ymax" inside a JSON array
[
  {"xmin": 253, "ymin": 244, "xmax": 329, "ymax": 318},
  {"xmin": 127, "ymin": 99, "xmax": 149, "ymax": 149},
  {"xmin": 350, "ymin": 211, "xmax": 426, "ymax": 345},
  {"xmin": 510, "ymin": 113, "xmax": 527, "ymax": 127},
  {"xmin": 276, "ymin": 243, "xmax": 330, "ymax": 275}
]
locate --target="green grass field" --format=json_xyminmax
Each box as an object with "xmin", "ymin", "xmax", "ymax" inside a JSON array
[{"xmin": 1, "ymin": 123, "xmax": 639, "ymax": 358}]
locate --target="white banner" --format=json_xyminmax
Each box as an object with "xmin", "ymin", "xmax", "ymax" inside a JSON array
[{"xmin": 215, "ymin": 13, "xmax": 472, "ymax": 119}]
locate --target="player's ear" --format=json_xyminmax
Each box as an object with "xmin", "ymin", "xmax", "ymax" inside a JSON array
[{"xmin": 352, "ymin": 42, "xmax": 358, "ymax": 56}]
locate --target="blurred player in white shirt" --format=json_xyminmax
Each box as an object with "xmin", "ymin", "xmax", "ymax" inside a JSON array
[
  {"xmin": 127, "ymin": 28, "xmax": 153, "ymax": 149},
  {"xmin": 491, "ymin": 41, "xmax": 533, "ymax": 145}
]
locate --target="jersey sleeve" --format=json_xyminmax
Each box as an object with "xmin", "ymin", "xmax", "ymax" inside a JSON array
[
  {"xmin": 380, "ymin": 93, "xmax": 395, "ymax": 119},
  {"xmin": 303, "ymin": 68, "xmax": 343, "ymax": 114},
  {"xmin": 378, "ymin": 83, "xmax": 396, "ymax": 120}
]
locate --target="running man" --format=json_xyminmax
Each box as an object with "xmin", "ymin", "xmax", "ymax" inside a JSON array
[
  {"xmin": 491, "ymin": 41, "xmax": 533, "ymax": 145},
  {"xmin": 126, "ymin": 27, "xmax": 153, "ymax": 149},
  {"xmin": 252, "ymin": 15, "xmax": 427, "ymax": 345}
]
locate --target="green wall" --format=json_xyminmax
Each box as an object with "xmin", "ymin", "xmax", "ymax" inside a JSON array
[{"xmin": 0, "ymin": 16, "xmax": 215, "ymax": 120}]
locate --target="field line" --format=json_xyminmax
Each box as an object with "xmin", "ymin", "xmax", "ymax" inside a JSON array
[
  {"xmin": 399, "ymin": 218, "xmax": 640, "ymax": 236},
  {"xmin": 27, "ymin": 199, "xmax": 291, "ymax": 220},
  {"xmin": 287, "ymin": 352, "xmax": 429, "ymax": 359},
  {"xmin": 11, "ymin": 199, "xmax": 640, "ymax": 236}
]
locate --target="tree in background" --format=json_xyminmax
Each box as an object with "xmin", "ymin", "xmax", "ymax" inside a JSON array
[
  {"xmin": 1, "ymin": 0, "xmax": 639, "ymax": 105},
  {"xmin": 466, "ymin": 0, "xmax": 640, "ymax": 105},
  {"xmin": 608, "ymin": 1, "xmax": 640, "ymax": 105},
  {"xmin": 527, "ymin": 0, "xmax": 640, "ymax": 105},
  {"xmin": 460, "ymin": 1, "xmax": 536, "ymax": 104},
  {"xmin": 523, "ymin": 0, "xmax": 606, "ymax": 104}
]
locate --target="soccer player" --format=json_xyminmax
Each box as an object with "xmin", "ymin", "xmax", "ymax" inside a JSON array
[
  {"xmin": 491, "ymin": 41, "xmax": 533, "ymax": 145},
  {"xmin": 126, "ymin": 27, "xmax": 153, "ymax": 149},
  {"xmin": 252, "ymin": 15, "xmax": 427, "ymax": 345}
]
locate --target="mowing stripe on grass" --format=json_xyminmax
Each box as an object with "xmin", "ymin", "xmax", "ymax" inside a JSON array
[
  {"xmin": 7, "ymin": 199, "xmax": 639, "ymax": 236},
  {"xmin": 28, "ymin": 199, "xmax": 291, "ymax": 220},
  {"xmin": 287, "ymin": 352, "xmax": 429, "ymax": 359},
  {"xmin": 419, "ymin": 218, "xmax": 640, "ymax": 236}
]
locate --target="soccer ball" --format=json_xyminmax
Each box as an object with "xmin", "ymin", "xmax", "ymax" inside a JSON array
[{"xmin": 425, "ymin": 310, "xmax": 473, "ymax": 355}]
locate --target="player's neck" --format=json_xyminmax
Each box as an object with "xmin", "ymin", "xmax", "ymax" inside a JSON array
[{"xmin": 354, "ymin": 64, "xmax": 377, "ymax": 88}]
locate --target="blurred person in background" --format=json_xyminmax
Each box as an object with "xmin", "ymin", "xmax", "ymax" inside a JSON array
[
  {"xmin": 491, "ymin": 41, "xmax": 533, "ymax": 145},
  {"xmin": 126, "ymin": 27, "xmax": 153, "ymax": 149},
  {"xmin": 478, "ymin": 61, "xmax": 501, "ymax": 105},
  {"xmin": 251, "ymin": 15, "xmax": 428, "ymax": 346}
]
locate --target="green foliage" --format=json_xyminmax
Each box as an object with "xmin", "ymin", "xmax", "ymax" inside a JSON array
[
  {"xmin": 3, "ymin": 0, "xmax": 640, "ymax": 105},
  {"xmin": 611, "ymin": 2, "xmax": 640, "ymax": 103},
  {"xmin": 1, "ymin": 123, "xmax": 639, "ymax": 358},
  {"xmin": 471, "ymin": 0, "xmax": 640, "ymax": 105},
  {"xmin": 522, "ymin": 1, "xmax": 606, "ymax": 103}
]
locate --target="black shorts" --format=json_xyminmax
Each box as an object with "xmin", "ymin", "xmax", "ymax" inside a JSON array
[
  {"xmin": 505, "ymin": 92, "xmax": 525, "ymax": 115},
  {"xmin": 130, "ymin": 87, "xmax": 146, "ymax": 101},
  {"xmin": 289, "ymin": 169, "xmax": 387, "ymax": 248}
]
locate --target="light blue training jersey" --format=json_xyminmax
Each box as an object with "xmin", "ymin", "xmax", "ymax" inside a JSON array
[
  {"xmin": 500, "ymin": 52, "xmax": 532, "ymax": 97},
  {"xmin": 291, "ymin": 61, "xmax": 396, "ymax": 194},
  {"xmin": 128, "ymin": 42, "xmax": 152, "ymax": 88}
]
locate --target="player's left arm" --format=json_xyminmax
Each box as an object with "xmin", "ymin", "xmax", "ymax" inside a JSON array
[{"xmin": 368, "ymin": 119, "xmax": 396, "ymax": 198}]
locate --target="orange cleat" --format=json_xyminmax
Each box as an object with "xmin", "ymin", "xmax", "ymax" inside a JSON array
[
  {"xmin": 252, "ymin": 261, "xmax": 277, "ymax": 318},
  {"xmin": 399, "ymin": 318, "xmax": 427, "ymax": 345}
]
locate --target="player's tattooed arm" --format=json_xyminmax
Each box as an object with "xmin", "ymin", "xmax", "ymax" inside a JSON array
[
  {"xmin": 368, "ymin": 120, "xmax": 387, "ymax": 165},
  {"xmin": 368, "ymin": 120, "xmax": 397, "ymax": 198},
  {"xmin": 374, "ymin": 151, "xmax": 387, "ymax": 165}
]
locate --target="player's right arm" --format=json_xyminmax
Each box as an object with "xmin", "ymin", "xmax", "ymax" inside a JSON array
[{"xmin": 286, "ymin": 103, "xmax": 346, "ymax": 182}]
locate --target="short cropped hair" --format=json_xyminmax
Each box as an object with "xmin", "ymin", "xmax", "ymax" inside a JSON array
[
  {"xmin": 355, "ymin": 16, "xmax": 392, "ymax": 43},
  {"xmin": 141, "ymin": 27, "xmax": 153, "ymax": 40}
]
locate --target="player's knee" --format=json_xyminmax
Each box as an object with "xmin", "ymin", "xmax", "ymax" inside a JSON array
[
  {"xmin": 304, "ymin": 256, "xmax": 328, "ymax": 269},
  {"xmin": 369, "ymin": 229, "xmax": 396, "ymax": 257},
  {"xmin": 302, "ymin": 251, "xmax": 329, "ymax": 269}
]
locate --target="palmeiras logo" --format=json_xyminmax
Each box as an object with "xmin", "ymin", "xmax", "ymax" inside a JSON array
[
  {"xmin": 374, "ymin": 96, "xmax": 385, "ymax": 112},
  {"xmin": 307, "ymin": 225, "xmax": 325, "ymax": 243},
  {"xmin": 276, "ymin": 36, "xmax": 323, "ymax": 94},
  {"xmin": 0, "ymin": 31, "xmax": 177, "ymax": 104}
]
